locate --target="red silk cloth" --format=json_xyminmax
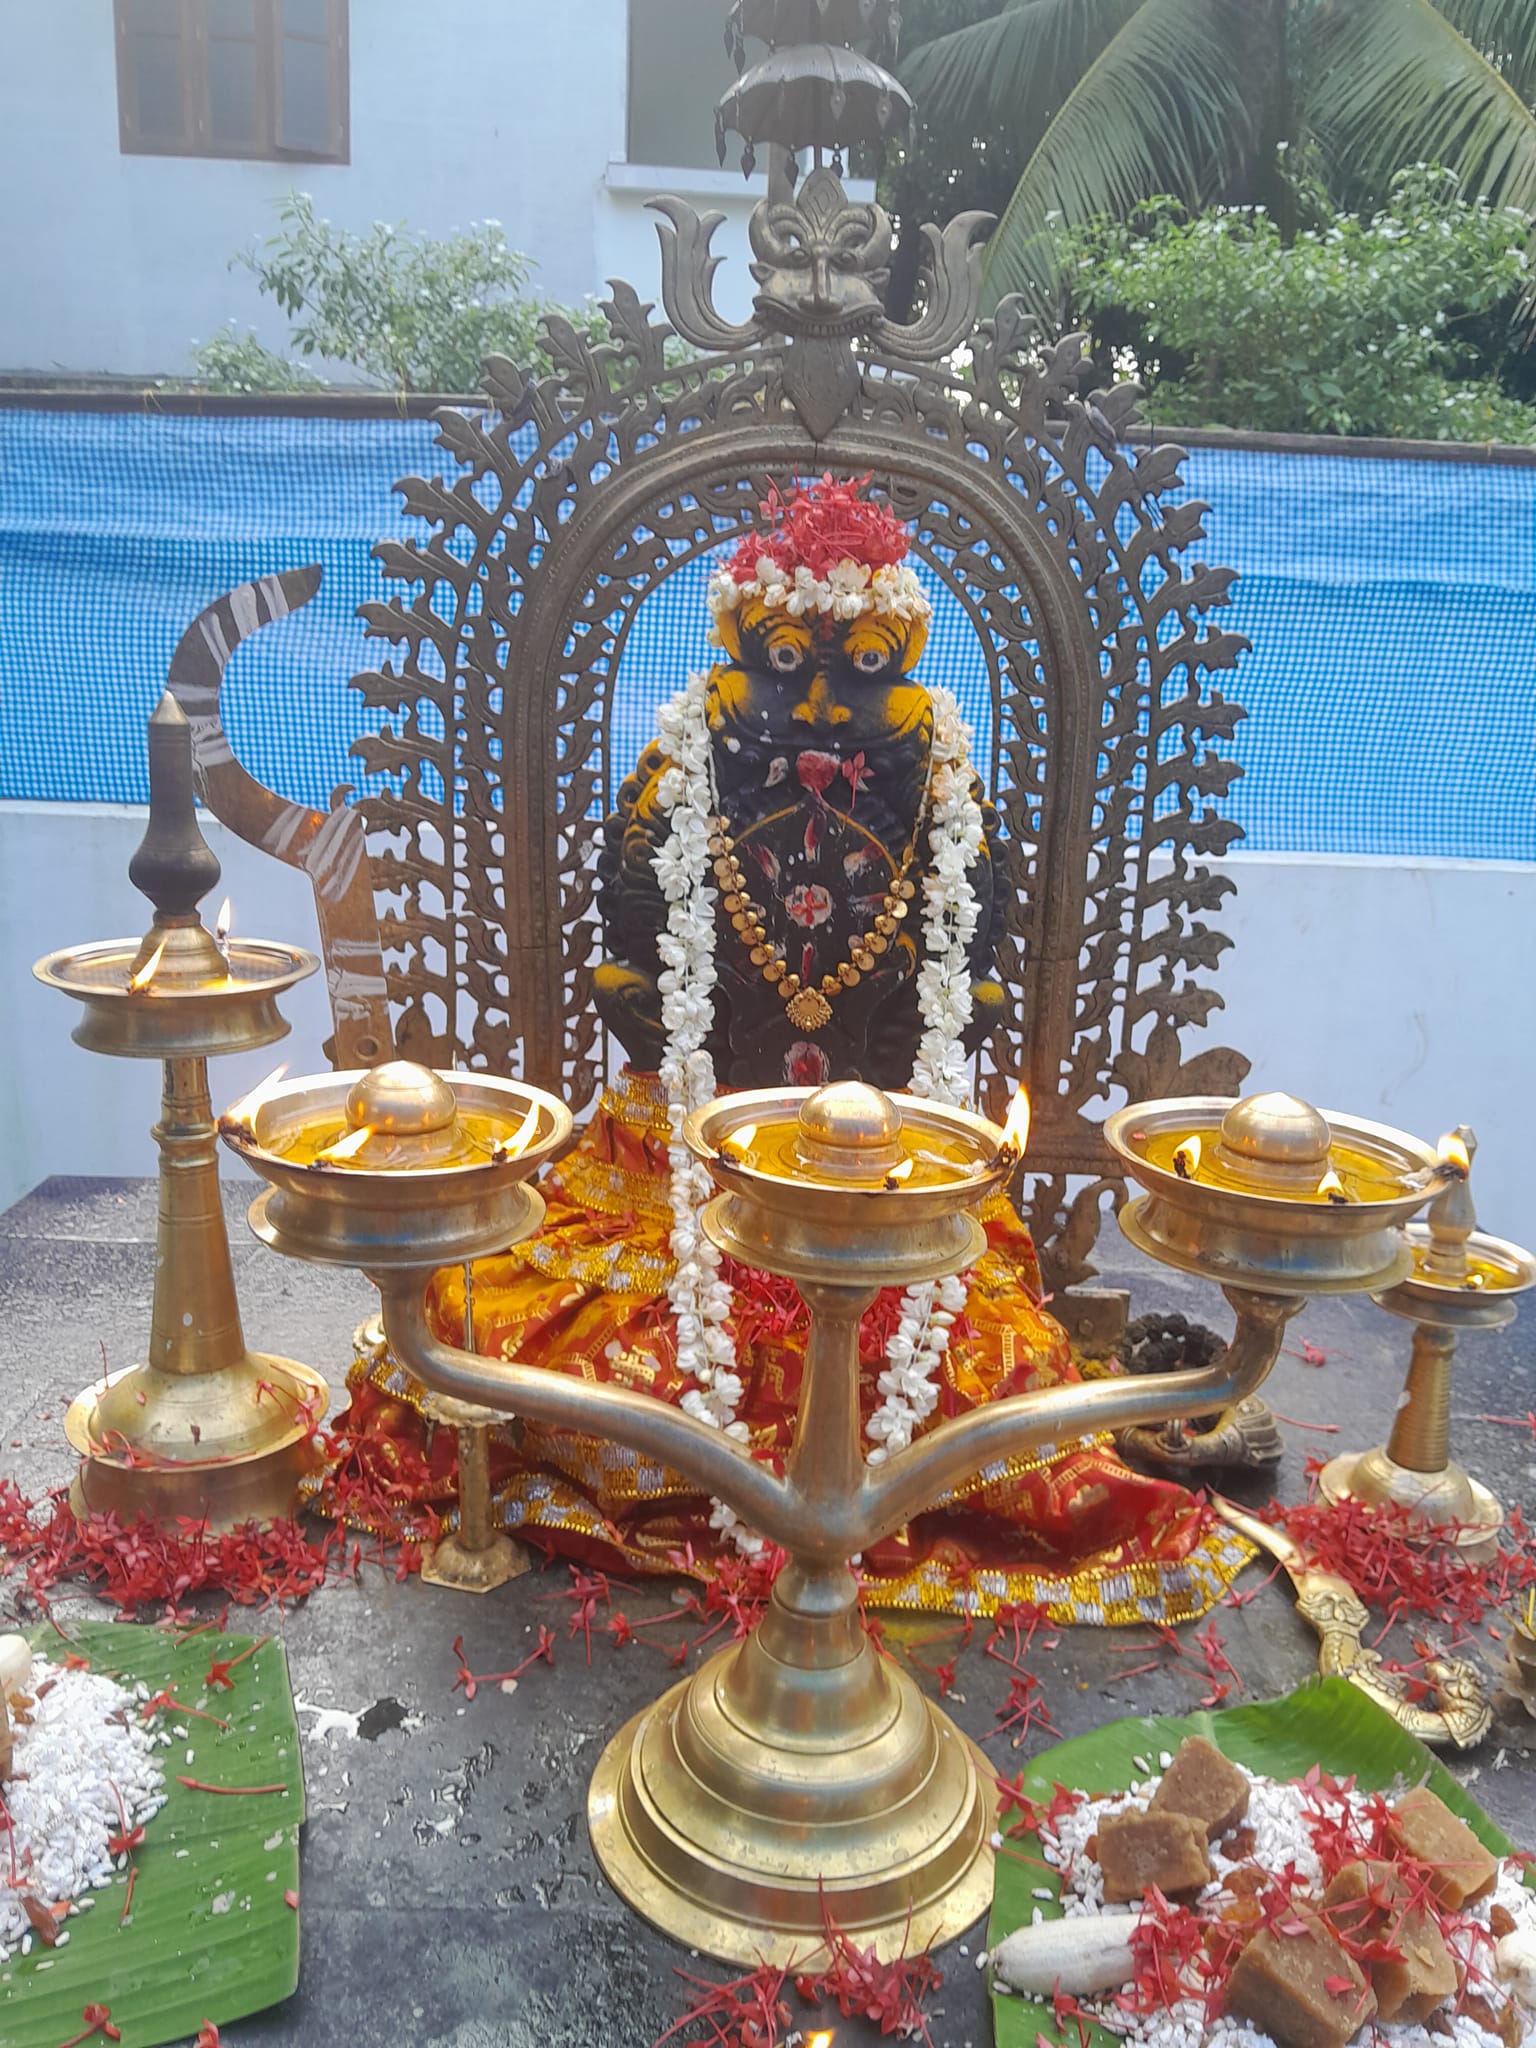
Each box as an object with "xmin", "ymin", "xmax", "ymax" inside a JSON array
[{"xmin": 331, "ymin": 1073, "xmax": 1249, "ymax": 1621}]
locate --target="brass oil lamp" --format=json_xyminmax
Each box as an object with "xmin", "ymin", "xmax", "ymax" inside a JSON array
[
  {"xmin": 229, "ymin": 1071, "xmax": 1446, "ymax": 1966},
  {"xmin": 1318, "ymin": 1128, "xmax": 1535, "ymax": 1563},
  {"xmin": 33, "ymin": 692, "xmax": 328, "ymax": 1526},
  {"xmin": 224, "ymin": 1058, "xmax": 575, "ymax": 1590}
]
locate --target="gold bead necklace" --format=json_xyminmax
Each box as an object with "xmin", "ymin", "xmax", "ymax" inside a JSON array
[{"xmin": 707, "ymin": 817, "xmax": 923, "ymax": 1035}]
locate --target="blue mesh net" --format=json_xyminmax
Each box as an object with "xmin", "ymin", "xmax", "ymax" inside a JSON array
[{"xmin": 2, "ymin": 408, "xmax": 1532, "ymax": 859}]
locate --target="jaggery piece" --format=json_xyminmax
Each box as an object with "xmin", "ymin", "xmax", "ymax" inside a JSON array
[
  {"xmin": 1149, "ymin": 1735, "xmax": 1251, "ymax": 1840},
  {"xmin": 1322, "ymin": 1861, "xmax": 1456, "ymax": 2025},
  {"xmin": 1227, "ymin": 1906, "xmax": 1377, "ymax": 2048},
  {"xmin": 1389, "ymin": 1787, "xmax": 1498, "ymax": 1909},
  {"xmin": 1322, "ymin": 1859, "xmax": 1400, "ymax": 1927},
  {"xmin": 1374, "ymin": 1910, "xmax": 1459, "ymax": 2026},
  {"xmin": 1097, "ymin": 1807, "xmax": 1212, "ymax": 1904}
]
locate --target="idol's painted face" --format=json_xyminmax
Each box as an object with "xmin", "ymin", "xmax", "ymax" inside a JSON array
[
  {"xmin": 711, "ymin": 595, "xmax": 932, "ymax": 739},
  {"xmin": 715, "ymin": 593, "xmax": 930, "ymax": 684}
]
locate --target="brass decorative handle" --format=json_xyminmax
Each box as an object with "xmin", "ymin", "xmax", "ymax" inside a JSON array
[
  {"xmin": 1209, "ymin": 1496, "xmax": 1492, "ymax": 1750},
  {"xmin": 377, "ymin": 1270, "xmax": 1304, "ymax": 1562}
]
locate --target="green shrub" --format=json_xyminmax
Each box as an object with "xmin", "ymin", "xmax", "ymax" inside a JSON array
[
  {"xmin": 1062, "ymin": 166, "xmax": 1536, "ymax": 443},
  {"xmin": 193, "ymin": 192, "xmax": 605, "ymax": 394},
  {"xmin": 190, "ymin": 325, "xmax": 323, "ymax": 394}
]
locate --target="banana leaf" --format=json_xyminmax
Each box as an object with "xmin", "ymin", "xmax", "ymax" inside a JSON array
[
  {"xmin": 1, "ymin": 1622, "xmax": 304, "ymax": 2048},
  {"xmin": 988, "ymin": 1675, "xmax": 1525, "ymax": 2048}
]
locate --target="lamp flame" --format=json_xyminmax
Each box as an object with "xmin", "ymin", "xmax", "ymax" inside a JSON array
[
  {"xmin": 998, "ymin": 1086, "xmax": 1031, "ymax": 1160},
  {"xmin": 885, "ymin": 1155, "xmax": 915, "ymax": 1185},
  {"xmin": 1317, "ymin": 1168, "xmax": 1348, "ymax": 1205},
  {"xmin": 1438, "ymin": 1132, "xmax": 1471, "ymax": 1179},
  {"xmin": 317, "ymin": 1123, "xmax": 374, "ymax": 1165},
  {"xmin": 806, "ymin": 2034, "xmax": 837, "ymax": 2048},
  {"xmin": 721, "ymin": 1122, "xmax": 758, "ymax": 1163},
  {"xmin": 127, "ymin": 940, "xmax": 166, "ymax": 993},
  {"xmin": 490, "ymin": 1095, "xmax": 542, "ymax": 1165},
  {"xmin": 1173, "ymin": 1134, "xmax": 1202, "ymax": 1180},
  {"xmin": 221, "ymin": 1062, "xmax": 289, "ymax": 1140},
  {"xmin": 215, "ymin": 897, "xmax": 233, "ymax": 944}
]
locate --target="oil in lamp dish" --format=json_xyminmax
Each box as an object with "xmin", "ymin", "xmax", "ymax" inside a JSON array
[
  {"xmin": 1103, "ymin": 1090, "xmax": 1444, "ymax": 1294},
  {"xmin": 33, "ymin": 692, "xmax": 328, "ymax": 1526},
  {"xmin": 227, "ymin": 1065, "xmax": 1443, "ymax": 1967},
  {"xmin": 1318, "ymin": 1128, "xmax": 1536, "ymax": 1564}
]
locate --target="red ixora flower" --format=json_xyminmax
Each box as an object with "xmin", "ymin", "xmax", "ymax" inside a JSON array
[
  {"xmin": 784, "ymin": 884, "xmax": 833, "ymax": 930},
  {"xmin": 727, "ymin": 473, "xmax": 911, "ymax": 585}
]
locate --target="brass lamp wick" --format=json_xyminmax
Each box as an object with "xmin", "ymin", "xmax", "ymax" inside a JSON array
[{"xmin": 1425, "ymin": 1126, "xmax": 1476, "ymax": 1282}]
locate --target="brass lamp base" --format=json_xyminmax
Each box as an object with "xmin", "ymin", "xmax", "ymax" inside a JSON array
[
  {"xmin": 420, "ymin": 1529, "xmax": 530, "ymax": 1593},
  {"xmin": 1318, "ymin": 1445, "xmax": 1503, "ymax": 1565},
  {"xmin": 587, "ymin": 1563, "xmax": 995, "ymax": 1968},
  {"xmin": 64, "ymin": 1355, "xmax": 330, "ymax": 1528}
]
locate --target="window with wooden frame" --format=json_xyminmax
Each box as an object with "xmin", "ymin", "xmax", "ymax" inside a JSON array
[{"xmin": 115, "ymin": 0, "xmax": 349, "ymax": 162}]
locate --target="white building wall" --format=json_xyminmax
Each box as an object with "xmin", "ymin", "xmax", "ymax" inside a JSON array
[
  {"xmin": 5, "ymin": 804, "xmax": 1532, "ymax": 1258},
  {"xmin": 0, "ymin": 0, "xmax": 769, "ymax": 377}
]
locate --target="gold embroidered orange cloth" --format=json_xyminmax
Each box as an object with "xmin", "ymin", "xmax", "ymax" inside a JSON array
[{"xmin": 335, "ymin": 1072, "xmax": 1251, "ymax": 1622}]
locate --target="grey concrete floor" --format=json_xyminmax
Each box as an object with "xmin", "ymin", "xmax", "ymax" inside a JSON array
[{"xmin": 1, "ymin": 1174, "xmax": 1534, "ymax": 2048}]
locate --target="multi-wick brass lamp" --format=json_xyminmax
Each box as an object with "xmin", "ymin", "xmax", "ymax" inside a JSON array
[
  {"xmin": 227, "ymin": 1070, "xmax": 1447, "ymax": 1966},
  {"xmin": 33, "ymin": 692, "xmax": 328, "ymax": 1526}
]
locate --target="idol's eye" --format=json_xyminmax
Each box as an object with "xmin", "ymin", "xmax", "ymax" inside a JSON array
[
  {"xmin": 767, "ymin": 641, "xmax": 804, "ymax": 674},
  {"xmin": 853, "ymin": 646, "xmax": 890, "ymax": 674}
]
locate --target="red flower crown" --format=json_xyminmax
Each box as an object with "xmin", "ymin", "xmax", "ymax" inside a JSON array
[
  {"xmin": 726, "ymin": 473, "xmax": 911, "ymax": 584},
  {"xmin": 709, "ymin": 474, "xmax": 930, "ymax": 628}
]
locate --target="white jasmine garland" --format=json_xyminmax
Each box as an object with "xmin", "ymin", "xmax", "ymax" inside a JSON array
[
  {"xmin": 654, "ymin": 667, "xmax": 987, "ymax": 1549},
  {"xmin": 705, "ymin": 559, "xmax": 930, "ymax": 646}
]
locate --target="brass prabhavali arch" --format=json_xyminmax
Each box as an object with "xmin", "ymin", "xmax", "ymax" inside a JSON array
[{"xmin": 184, "ymin": 174, "xmax": 1251, "ymax": 1299}]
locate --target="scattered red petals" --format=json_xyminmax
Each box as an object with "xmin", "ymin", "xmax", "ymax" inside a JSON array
[
  {"xmin": 987, "ymin": 1667, "xmax": 1057, "ymax": 1748},
  {"xmin": 195, "ymin": 2023, "xmax": 222, "ymax": 2048},
  {"xmin": 450, "ymin": 1626, "xmax": 556, "ymax": 1702},
  {"xmin": 55, "ymin": 2005, "xmax": 120, "ymax": 2048},
  {"xmin": 205, "ymin": 1637, "xmax": 268, "ymax": 1691},
  {"xmin": 653, "ymin": 1960, "xmax": 795, "ymax": 2048},
  {"xmin": 1192, "ymin": 1618, "xmax": 1243, "ymax": 1709},
  {"xmin": 284, "ymin": 1888, "xmax": 300, "ymax": 1911},
  {"xmin": 175, "ymin": 1777, "xmax": 288, "ymax": 1796},
  {"xmin": 1268, "ymin": 1481, "xmax": 1536, "ymax": 1634},
  {"xmin": 0, "ymin": 1479, "xmax": 351, "ymax": 1621},
  {"xmin": 140, "ymin": 1688, "xmax": 229, "ymax": 1731},
  {"xmin": 795, "ymin": 1892, "xmax": 943, "ymax": 2043},
  {"xmin": 537, "ymin": 1565, "xmax": 610, "ymax": 1666}
]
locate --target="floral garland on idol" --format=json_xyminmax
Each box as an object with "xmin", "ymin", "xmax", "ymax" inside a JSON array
[{"xmin": 655, "ymin": 491, "xmax": 986, "ymax": 1552}]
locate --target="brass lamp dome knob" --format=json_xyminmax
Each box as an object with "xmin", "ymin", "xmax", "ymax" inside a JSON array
[
  {"xmin": 1218, "ymin": 1091, "xmax": 1331, "ymax": 1171},
  {"xmin": 344, "ymin": 1060, "xmax": 457, "ymax": 1136},
  {"xmin": 797, "ymin": 1080, "xmax": 906, "ymax": 1177}
]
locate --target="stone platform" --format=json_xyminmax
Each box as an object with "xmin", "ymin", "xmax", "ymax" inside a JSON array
[{"xmin": 1, "ymin": 1175, "xmax": 1532, "ymax": 2048}]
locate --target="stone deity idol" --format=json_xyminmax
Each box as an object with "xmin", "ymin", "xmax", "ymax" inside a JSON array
[{"xmin": 333, "ymin": 478, "xmax": 1245, "ymax": 1621}]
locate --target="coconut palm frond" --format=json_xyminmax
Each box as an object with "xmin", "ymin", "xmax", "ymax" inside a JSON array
[
  {"xmin": 1313, "ymin": 0, "xmax": 1536, "ymax": 213},
  {"xmin": 899, "ymin": 0, "xmax": 1142, "ymax": 143},
  {"xmin": 1434, "ymin": 0, "xmax": 1536, "ymax": 103},
  {"xmin": 979, "ymin": 0, "xmax": 1253, "ymax": 316}
]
